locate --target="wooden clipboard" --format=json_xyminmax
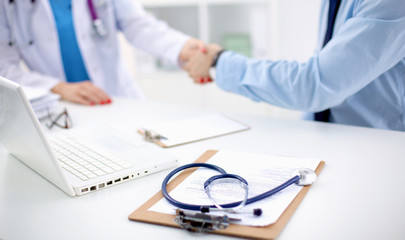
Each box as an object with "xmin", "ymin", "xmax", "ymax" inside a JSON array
[{"xmin": 128, "ymin": 150, "xmax": 325, "ymax": 240}]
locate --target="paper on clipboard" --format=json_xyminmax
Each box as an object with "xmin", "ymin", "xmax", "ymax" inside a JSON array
[
  {"xmin": 148, "ymin": 150, "xmax": 322, "ymax": 226},
  {"xmin": 128, "ymin": 150, "xmax": 325, "ymax": 240},
  {"xmin": 138, "ymin": 114, "xmax": 250, "ymax": 147}
]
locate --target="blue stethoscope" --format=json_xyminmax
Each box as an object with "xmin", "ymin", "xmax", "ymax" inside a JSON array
[
  {"xmin": 6, "ymin": 0, "xmax": 107, "ymax": 47},
  {"xmin": 162, "ymin": 163, "xmax": 317, "ymax": 217}
]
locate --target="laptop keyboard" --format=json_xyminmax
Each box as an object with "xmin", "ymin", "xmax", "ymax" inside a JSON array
[{"xmin": 49, "ymin": 135, "xmax": 133, "ymax": 181}]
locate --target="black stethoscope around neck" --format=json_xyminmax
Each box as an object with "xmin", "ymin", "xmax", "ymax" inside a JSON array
[
  {"xmin": 7, "ymin": 0, "xmax": 107, "ymax": 47},
  {"xmin": 162, "ymin": 163, "xmax": 318, "ymax": 217}
]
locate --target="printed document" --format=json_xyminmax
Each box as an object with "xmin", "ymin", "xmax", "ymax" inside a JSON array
[{"xmin": 149, "ymin": 151, "xmax": 321, "ymax": 226}]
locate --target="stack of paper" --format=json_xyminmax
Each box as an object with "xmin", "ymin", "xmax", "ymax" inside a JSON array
[{"xmin": 23, "ymin": 86, "xmax": 61, "ymax": 119}]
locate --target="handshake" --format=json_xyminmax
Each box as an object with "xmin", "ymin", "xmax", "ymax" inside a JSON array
[{"xmin": 179, "ymin": 38, "xmax": 223, "ymax": 85}]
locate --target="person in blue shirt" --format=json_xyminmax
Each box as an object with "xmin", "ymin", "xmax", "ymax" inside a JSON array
[{"xmin": 184, "ymin": 0, "xmax": 405, "ymax": 131}]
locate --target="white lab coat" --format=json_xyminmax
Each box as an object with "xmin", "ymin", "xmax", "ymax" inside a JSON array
[{"xmin": 0, "ymin": 0, "xmax": 189, "ymax": 99}]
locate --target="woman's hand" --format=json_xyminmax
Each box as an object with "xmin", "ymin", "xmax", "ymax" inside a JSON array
[{"xmin": 51, "ymin": 81, "xmax": 112, "ymax": 105}]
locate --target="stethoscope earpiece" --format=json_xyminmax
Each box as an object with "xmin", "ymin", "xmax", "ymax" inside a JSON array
[{"xmin": 253, "ymin": 208, "xmax": 263, "ymax": 216}]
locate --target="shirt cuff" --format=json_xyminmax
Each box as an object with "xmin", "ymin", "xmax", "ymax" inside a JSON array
[
  {"xmin": 168, "ymin": 33, "xmax": 191, "ymax": 68},
  {"xmin": 215, "ymin": 51, "xmax": 247, "ymax": 94}
]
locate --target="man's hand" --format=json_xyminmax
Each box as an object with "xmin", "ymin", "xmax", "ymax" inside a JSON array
[
  {"xmin": 184, "ymin": 44, "xmax": 222, "ymax": 84},
  {"xmin": 51, "ymin": 81, "xmax": 112, "ymax": 105}
]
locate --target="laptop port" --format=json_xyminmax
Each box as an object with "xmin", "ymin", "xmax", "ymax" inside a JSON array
[
  {"xmin": 123, "ymin": 176, "xmax": 129, "ymax": 180},
  {"xmin": 114, "ymin": 178, "xmax": 121, "ymax": 183},
  {"xmin": 81, "ymin": 188, "xmax": 89, "ymax": 193},
  {"xmin": 90, "ymin": 186, "xmax": 97, "ymax": 191},
  {"xmin": 144, "ymin": 171, "xmax": 148, "ymax": 174},
  {"xmin": 98, "ymin": 183, "xmax": 105, "ymax": 188},
  {"xmin": 107, "ymin": 181, "xmax": 113, "ymax": 186}
]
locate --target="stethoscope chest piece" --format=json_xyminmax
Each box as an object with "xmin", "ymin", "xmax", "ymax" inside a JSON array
[{"xmin": 292, "ymin": 168, "xmax": 317, "ymax": 186}]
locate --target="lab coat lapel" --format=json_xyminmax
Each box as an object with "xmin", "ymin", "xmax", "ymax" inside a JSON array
[
  {"xmin": 35, "ymin": 0, "xmax": 65, "ymax": 80},
  {"xmin": 39, "ymin": 0, "xmax": 57, "ymax": 31}
]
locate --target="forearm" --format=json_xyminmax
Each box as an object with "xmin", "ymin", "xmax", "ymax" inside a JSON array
[
  {"xmin": 113, "ymin": 0, "xmax": 190, "ymax": 66},
  {"xmin": 215, "ymin": 16, "xmax": 405, "ymax": 112},
  {"xmin": 215, "ymin": 52, "xmax": 329, "ymax": 111}
]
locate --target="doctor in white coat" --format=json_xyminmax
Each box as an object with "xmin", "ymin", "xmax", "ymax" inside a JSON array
[{"xmin": 0, "ymin": 0, "xmax": 202, "ymax": 105}]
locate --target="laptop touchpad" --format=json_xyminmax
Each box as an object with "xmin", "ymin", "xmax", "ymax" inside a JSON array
[{"xmin": 96, "ymin": 135, "xmax": 145, "ymax": 151}]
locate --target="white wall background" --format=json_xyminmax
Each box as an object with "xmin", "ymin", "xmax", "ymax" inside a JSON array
[{"xmin": 119, "ymin": 0, "xmax": 322, "ymax": 119}]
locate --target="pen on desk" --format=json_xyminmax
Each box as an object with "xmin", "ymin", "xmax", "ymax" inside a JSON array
[
  {"xmin": 157, "ymin": 134, "xmax": 168, "ymax": 140},
  {"xmin": 141, "ymin": 129, "xmax": 168, "ymax": 142}
]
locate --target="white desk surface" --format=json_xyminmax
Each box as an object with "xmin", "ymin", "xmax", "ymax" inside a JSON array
[{"xmin": 1, "ymin": 98, "xmax": 405, "ymax": 240}]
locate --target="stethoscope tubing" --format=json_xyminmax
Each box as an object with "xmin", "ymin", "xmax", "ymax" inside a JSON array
[
  {"xmin": 7, "ymin": 0, "xmax": 36, "ymax": 46},
  {"xmin": 87, "ymin": 0, "xmax": 98, "ymax": 21},
  {"xmin": 6, "ymin": 0, "xmax": 104, "ymax": 47},
  {"xmin": 8, "ymin": 0, "xmax": 36, "ymax": 3},
  {"xmin": 203, "ymin": 175, "xmax": 300, "ymax": 209},
  {"xmin": 162, "ymin": 163, "xmax": 301, "ymax": 212},
  {"xmin": 162, "ymin": 163, "xmax": 227, "ymax": 211}
]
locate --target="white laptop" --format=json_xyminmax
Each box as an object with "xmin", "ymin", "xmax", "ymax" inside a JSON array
[{"xmin": 0, "ymin": 76, "xmax": 178, "ymax": 196}]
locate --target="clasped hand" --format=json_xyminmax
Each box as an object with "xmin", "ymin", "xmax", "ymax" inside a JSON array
[
  {"xmin": 51, "ymin": 39, "xmax": 221, "ymax": 105},
  {"xmin": 181, "ymin": 41, "xmax": 222, "ymax": 84}
]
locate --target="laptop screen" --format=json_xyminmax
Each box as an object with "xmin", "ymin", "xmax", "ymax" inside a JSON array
[{"xmin": 0, "ymin": 76, "xmax": 75, "ymax": 196}]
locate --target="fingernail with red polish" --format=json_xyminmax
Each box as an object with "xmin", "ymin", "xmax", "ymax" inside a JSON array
[
  {"xmin": 201, "ymin": 47, "xmax": 207, "ymax": 54},
  {"xmin": 106, "ymin": 99, "xmax": 112, "ymax": 104},
  {"xmin": 199, "ymin": 78, "xmax": 204, "ymax": 84},
  {"xmin": 90, "ymin": 102, "xmax": 95, "ymax": 106},
  {"xmin": 207, "ymin": 78, "xmax": 213, "ymax": 82},
  {"xmin": 100, "ymin": 101, "xmax": 105, "ymax": 105}
]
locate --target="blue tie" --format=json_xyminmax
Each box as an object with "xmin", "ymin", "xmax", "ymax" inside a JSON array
[
  {"xmin": 314, "ymin": 0, "xmax": 341, "ymax": 122},
  {"xmin": 50, "ymin": 0, "xmax": 90, "ymax": 83}
]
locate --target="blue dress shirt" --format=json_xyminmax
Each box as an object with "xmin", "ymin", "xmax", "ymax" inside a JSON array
[
  {"xmin": 49, "ymin": 0, "xmax": 90, "ymax": 82},
  {"xmin": 215, "ymin": 0, "xmax": 405, "ymax": 131}
]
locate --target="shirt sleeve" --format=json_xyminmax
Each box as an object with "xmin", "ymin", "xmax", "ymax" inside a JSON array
[
  {"xmin": 112, "ymin": 0, "xmax": 190, "ymax": 67},
  {"xmin": 215, "ymin": 0, "xmax": 405, "ymax": 112}
]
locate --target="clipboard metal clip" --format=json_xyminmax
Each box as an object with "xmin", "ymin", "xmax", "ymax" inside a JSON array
[
  {"xmin": 141, "ymin": 128, "xmax": 167, "ymax": 142},
  {"xmin": 175, "ymin": 209, "xmax": 235, "ymax": 232}
]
